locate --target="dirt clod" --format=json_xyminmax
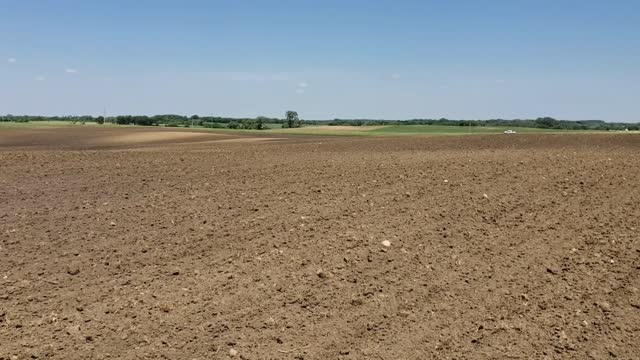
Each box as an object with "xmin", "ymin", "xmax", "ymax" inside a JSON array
[
  {"xmin": 546, "ymin": 266, "xmax": 560, "ymax": 275},
  {"xmin": 598, "ymin": 301, "xmax": 612, "ymax": 312}
]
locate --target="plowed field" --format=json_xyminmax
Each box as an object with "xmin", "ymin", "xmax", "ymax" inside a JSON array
[{"xmin": 1, "ymin": 127, "xmax": 639, "ymax": 359}]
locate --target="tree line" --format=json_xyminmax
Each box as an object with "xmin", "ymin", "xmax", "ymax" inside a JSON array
[
  {"xmin": 325, "ymin": 117, "xmax": 640, "ymax": 131},
  {"xmin": 1, "ymin": 114, "xmax": 637, "ymax": 131},
  {"xmin": 0, "ymin": 114, "xmax": 282, "ymax": 129}
]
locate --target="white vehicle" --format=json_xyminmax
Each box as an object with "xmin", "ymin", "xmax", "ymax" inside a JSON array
[{"xmin": 503, "ymin": 129, "xmax": 517, "ymax": 134}]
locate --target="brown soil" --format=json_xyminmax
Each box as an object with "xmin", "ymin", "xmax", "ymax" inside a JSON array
[
  {"xmin": 1, "ymin": 127, "xmax": 639, "ymax": 359},
  {"xmin": 0, "ymin": 127, "xmax": 284, "ymax": 150}
]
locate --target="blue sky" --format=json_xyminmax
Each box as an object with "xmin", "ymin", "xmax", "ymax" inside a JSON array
[{"xmin": 1, "ymin": 0, "xmax": 638, "ymax": 121}]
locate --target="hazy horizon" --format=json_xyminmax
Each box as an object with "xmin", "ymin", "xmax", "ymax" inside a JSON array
[{"xmin": 1, "ymin": 113, "xmax": 633, "ymax": 124}]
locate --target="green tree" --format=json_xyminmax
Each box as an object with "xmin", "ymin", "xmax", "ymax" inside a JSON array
[
  {"xmin": 535, "ymin": 117, "xmax": 558, "ymax": 128},
  {"xmin": 255, "ymin": 116, "xmax": 266, "ymax": 130},
  {"xmin": 284, "ymin": 111, "xmax": 301, "ymax": 128}
]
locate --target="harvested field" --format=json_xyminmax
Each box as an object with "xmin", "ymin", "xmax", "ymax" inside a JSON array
[{"xmin": 1, "ymin": 127, "xmax": 639, "ymax": 359}]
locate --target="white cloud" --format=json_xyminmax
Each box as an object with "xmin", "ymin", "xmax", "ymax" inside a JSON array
[
  {"xmin": 35, "ymin": 76, "xmax": 46, "ymax": 81},
  {"xmin": 296, "ymin": 88, "xmax": 305, "ymax": 94},
  {"xmin": 391, "ymin": 73, "xmax": 401, "ymax": 80},
  {"xmin": 65, "ymin": 68, "xmax": 78, "ymax": 74},
  {"xmin": 298, "ymin": 82, "xmax": 309, "ymax": 88},
  {"xmin": 495, "ymin": 79, "xmax": 505, "ymax": 84},
  {"xmin": 8, "ymin": 58, "xmax": 16, "ymax": 63}
]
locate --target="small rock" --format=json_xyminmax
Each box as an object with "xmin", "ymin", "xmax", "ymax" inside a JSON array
[
  {"xmin": 565, "ymin": 343, "xmax": 577, "ymax": 351},
  {"xmin": 316, "ymin": 269, "xmax": 327, "ymax": 279},
  {"xmin": 483, "ymin": 193, "xmax": 489, "ymax": 199},
  {"xmin": 158, "ymin": 303, "xmax": 173, "ymax": 313},
  {"xmin": 67, "ymin": 267, "xmax": 80, "ymax": 276},
  {"xmin": 381, "ymin": 240, "xmax": 391, "ymax": 247},
  {"xmin": 351, "ymin": 298, "xmax": 364, "ymax": 306},
  {"xmin": 546, "ymin": 266, "xmax": 560, "ymax": 275},
  {"xmin": 229, "ymin": 348, "xmax": 238, "ymax": 357},
  {"xmin": 66, "ymin": 325, "xmax": 81, "ymax": 338},
  {"xmin": 598, "ymin": 301, "xmax": 612, "ymax": 312},
  {"xmin": 110, "ymin": 221, "xmax": 116, "ymax": 226}
]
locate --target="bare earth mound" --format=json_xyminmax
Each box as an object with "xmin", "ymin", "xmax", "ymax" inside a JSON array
[
  {"xmin": 98, "ymin": 131, "xmax": 217, "ymax": 144},
  {"xmin": 1, "ymin": 128, "xmax": 639, "ymax": 359},
  {"xmin": 0, "ymin": 127, "xmax": 280, "ymax": 150}
]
